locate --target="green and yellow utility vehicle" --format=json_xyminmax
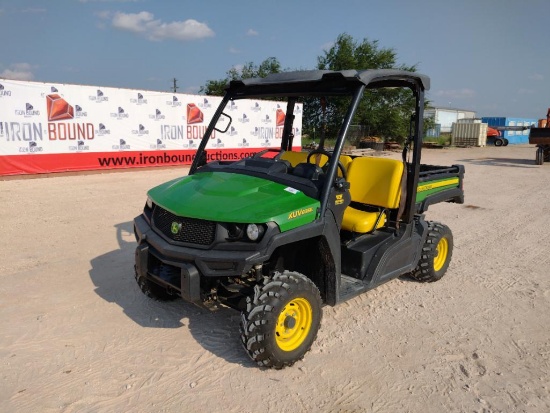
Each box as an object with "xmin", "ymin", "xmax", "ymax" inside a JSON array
[{"xmin": 133, "ymin": 70, "xmax": 465, "ymax": 368}]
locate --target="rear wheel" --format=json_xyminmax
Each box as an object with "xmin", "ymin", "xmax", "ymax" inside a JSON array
[
  {"xmin": 411, "ymin": 222, "xmax": 453, "ymax": 282},
  {"xmin": 240, "ymin": 271, "xmax": 322, "ymax": 369},
  {"xmin": 536, "ymin": 147, "xmax": 543, "ymax": 165},
  {"xmin": 503, "ymin": 138, "xmax": 509, "ymax": 146}
]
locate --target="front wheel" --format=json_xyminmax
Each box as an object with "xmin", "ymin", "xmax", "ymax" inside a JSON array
[
  {"xmin": 240, "ymin": 271, "xmax": 322, "ymax": 369},
  {"xmin": 411, "ymin": 222, "xmax": 453, "ymax": 282}
]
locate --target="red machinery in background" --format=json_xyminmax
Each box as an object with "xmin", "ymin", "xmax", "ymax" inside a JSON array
[{"xmin": 528, "ymin": 108, "xmax": 550, "ymax": 165}]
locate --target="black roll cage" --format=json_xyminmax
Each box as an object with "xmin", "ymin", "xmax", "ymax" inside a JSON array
[{"xmin": 189, "ymin": 69, "xmax": 429, "ymax": 226}]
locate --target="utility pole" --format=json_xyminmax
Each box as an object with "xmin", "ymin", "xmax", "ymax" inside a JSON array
[{"xmin": 171, "ymin": 78, "xmax": 179, "ymax": 93}]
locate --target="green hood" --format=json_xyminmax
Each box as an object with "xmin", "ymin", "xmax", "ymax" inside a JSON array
[{"xmin": 148, "ymin": 172, "xmax": 319, "ymax": 232}]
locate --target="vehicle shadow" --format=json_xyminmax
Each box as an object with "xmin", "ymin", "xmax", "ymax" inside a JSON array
[
  {"xmin": 89, "ymin": 221, "xmax": 255, "ymax": 368},
  {"xmin": 457, "ymin": 157, "xmax": 536, "ymax": 168}
]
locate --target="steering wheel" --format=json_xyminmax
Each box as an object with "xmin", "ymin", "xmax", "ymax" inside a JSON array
[{"xmin": 306, "ymin": 149, "xmax": 347, "ymax": 180}]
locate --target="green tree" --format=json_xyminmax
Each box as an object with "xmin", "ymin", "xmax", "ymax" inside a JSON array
[
  {"xmin": 308, "ymin": 33, "xmax": 419, "ymax": 144},
  {"xmin": 200, "ymin": 57, "xmax": 282, "ymax": 96}
]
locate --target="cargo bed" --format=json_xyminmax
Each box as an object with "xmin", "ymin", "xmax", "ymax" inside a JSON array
[{"xmin": 415, "ymin": 164, "xmax": 465, "ymax": 213}]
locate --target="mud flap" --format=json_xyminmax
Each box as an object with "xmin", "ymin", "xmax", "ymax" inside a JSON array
[
  {"xmin": 135, "ymin": 244, "xmax": 149, "ymax": 278},
  {"xmin": 181, "ymin": 263, "xmax": 201, "ymax": 304}
]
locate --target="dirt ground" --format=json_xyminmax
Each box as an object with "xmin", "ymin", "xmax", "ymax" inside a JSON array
[{"xmin": 1, "ymin": 144, "xmax": 549, "ymax": 413}]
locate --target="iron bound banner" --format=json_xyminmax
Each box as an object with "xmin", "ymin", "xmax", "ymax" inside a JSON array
[{"xmin": 0, "ymin": 79, "xmax": 302, "ymax": 175}]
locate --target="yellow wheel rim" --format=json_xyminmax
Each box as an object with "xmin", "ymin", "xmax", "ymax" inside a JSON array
[
  {"xmin": 275, "ymin": 298, "xmax": 313, "ymax": 352},
  {"xmin": 433, "ymin": 237, "xmax": 448, "ymax": 272}
]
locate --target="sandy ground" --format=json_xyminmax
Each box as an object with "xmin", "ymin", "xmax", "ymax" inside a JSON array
[{"xmin": 1, "ymin": 144, "xmax": 549, "ymax": 413}]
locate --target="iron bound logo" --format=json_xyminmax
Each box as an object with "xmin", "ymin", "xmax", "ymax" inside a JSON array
[
  {"xmin": 0, "ymin": 83, "xmax": 12, "ymax": 97},
  {"xmin": 149, "ymin": 109, "xmax": 165, "ymax": 121},
  {"xmin": 186, "ymin": 104, "xmax": 203, "ymax": 124},
  {"xmin": 18, "ymin": 141, "xmax": 43, "ymax": 153},
  {"xmin": 15, "ymin": 103, "xmax": 40, "ymax": 118},
  {"xmin": 211, "ymin": 138, "xmax": 224, "ymax": 148},
  {"xmin": 228, "ymin": 126, "xmax": 238, "ymax": 136},
  {"xmin": 237, "ymin": 137, "xmax": 249, "ymax": 147},
  {"xmin": 95, "ymin": 123, "xmax": 111, "ymax": 136},
  {"xmin": 276, "ymin": 108, "xmax": 286, "ymax": 126},
  {"xmin": 110, "ymin": 107, "xmax": 129, "ymax": 120},
  {"xmin": 130, "ymin": 93, "xmax": 148, "ymax": 105},
  {"xmin": 166, "ymin": 96, "xmax": 182, "ymax": 107},
  {"xmin": 46, "ymin": 94, "xmax": 74, "ymax": 121},
  {"xmin": 182, "ymin": 139, "xmax": 197, "ymax": 149},
  {"xmin": 75, "ymin": 105, "xmax": 88, "ymax": 118},
  {"xmin": 112, "ymin": 138, "xmax": 130, "ymax": 150},
  {"xmin": 149, "ymin": 138, "xmax": 166, "ymax": 149},
  {"xmin": 89, "ymin": 89, "xmax": 109, "ymax": 102},
  {"xmin": 131, "ymin": 124, "xmax": 149, "ymax": 136},
  {"xmin": 198, "ymin": 98, "xmax": 211, "ymax": 109},
  {"xmin": 69, "ymin": 140, "xmax": 90, "ymax": 152}
]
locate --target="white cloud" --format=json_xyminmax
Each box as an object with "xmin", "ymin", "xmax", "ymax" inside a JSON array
[
  {"xmin": 434, "ymin": 88, "xmax": 476, "ymax": 99},
  {"xmin": 518, "ymin": 88, "xmax": 535, "ymax": 95},
  {"xmin": 529, "ymin": 73, "xmax": 544, "ymax": 81},
  {"xmin": 108, "ymin": 11, "xmax": 215, "ymax": 41},
  {"xmin": 0, "ymin": 63, "xmax": 34, "ymax": 81},
  {"xmin": 229, "ymin": 47, "xmax": 240, "ymax": 54},
  {"xmin": 246, "ymin": 29, "xmax": 258, "ymax": 36}
]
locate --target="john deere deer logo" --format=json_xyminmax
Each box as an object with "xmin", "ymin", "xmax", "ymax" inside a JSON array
[{"xmin": 171, "ymin": 222, "xmax": 182, "ymax": 235}]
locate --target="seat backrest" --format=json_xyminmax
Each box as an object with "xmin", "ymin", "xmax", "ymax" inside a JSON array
[
  {"xmin": 339, "ymin": 155, "xmax": 353, "ymax": 172},
  {"xmin": 346, "ymin": 157, "xmax": 404, "ymax": 209},
  {"xmin": 280, "ymin": 151, "xmax": 309, "ymax": 167}
]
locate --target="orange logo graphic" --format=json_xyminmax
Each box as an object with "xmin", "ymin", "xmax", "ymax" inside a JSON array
[
  {"xmin": 276, "ymin": 108, "xmax": 285, "ymax": 126},
  {"xmin": 187, "ymin": 103, "xmax": 204, "ymax": 124},
  {"xmin": 46, "ymin": 94, "xmax": 74, "ymax": 121}
]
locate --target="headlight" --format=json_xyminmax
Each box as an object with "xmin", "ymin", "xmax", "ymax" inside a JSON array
[
  {"xmin": 146, "ymin": 196, "xmax": 153, "ymax": 209},
  {"xmin": 246, "ymin": 224, "xmax": 264, "ymax": 241}
]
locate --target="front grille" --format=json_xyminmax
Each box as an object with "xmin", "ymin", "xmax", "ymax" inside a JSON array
[{"xmin": 153, "ymin": 206, "xmax": 216, "ymax": 246}]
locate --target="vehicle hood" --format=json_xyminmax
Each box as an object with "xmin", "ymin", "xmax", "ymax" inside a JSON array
[{"xmin": 148, "ymin": 171, "xmax": 319, "ymax": 232}]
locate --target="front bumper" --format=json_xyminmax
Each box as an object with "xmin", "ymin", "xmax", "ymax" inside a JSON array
[
  {"xmin": 134, "ymin": 214, "xmax": 268, "ymax": 277},
  {"xmin": 134, "ymin": 214, "xmax": 269, "ymax": 303}
]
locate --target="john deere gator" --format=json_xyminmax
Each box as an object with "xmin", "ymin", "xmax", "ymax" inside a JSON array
[{"xmin": 133, "ymin": 69, "xmax": 465, "ymax": 368}]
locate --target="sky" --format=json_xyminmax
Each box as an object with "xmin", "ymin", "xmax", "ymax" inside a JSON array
[{"xmin": 1, "ymin": 0, "xmax": 549, "ymax": 119}]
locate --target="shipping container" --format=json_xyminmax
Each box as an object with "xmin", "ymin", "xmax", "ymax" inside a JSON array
[
  {"xmin": 451, "ymin": 122, "xmax": 487, "ymax": 146},
  {"xmin": 425, "ymin": 107, "xmax": 476, "ymax": 133},
  {"xmin": 481, "ymin": 117, "xmax": 537, "ymax": 144}
]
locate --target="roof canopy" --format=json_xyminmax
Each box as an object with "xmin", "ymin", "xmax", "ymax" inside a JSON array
[{"xmin": 227, "ymin": 69, "xmax": 430, "ymax": 98}]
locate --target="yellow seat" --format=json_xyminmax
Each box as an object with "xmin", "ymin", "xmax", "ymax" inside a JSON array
[
  {"xmin": 341, "ymin": 157, "xmax": 404, "ymax": 233},
  {"xmin": 339, "ymin": 155, "xmax": 353, "ymax": 171},
  {"xmin": 280, "ymin": 151, "xmax": 309, "ymax": 167},
  {"xmin": 341, "ymin": 208, "xmax": 387, "ymax": 233}
]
